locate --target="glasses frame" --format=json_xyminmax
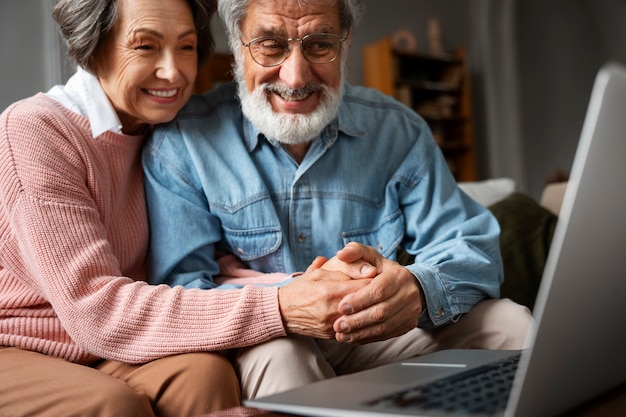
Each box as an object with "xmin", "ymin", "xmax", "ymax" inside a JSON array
[{"xmin": 241, "ymin": 32, "xmax": 349, "ymax": 67}]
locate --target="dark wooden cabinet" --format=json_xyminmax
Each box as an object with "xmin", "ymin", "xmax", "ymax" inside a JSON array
[
  {"xmin": 193, "ymin": 53, "xmax": 234, "ymax": 94},
  {"xmin": 363, "ymin": 37, "xmax": 476, "ymax": 181}
]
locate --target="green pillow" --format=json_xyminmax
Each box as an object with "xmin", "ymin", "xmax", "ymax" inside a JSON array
[{"xmin": 489, "ymin": 192, "xmax": 558, "ymax": 310}]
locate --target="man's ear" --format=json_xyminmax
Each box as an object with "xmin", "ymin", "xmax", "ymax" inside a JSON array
[{"xmin": 345, "ymin": 30, "xmax": 354, "ymax": 49}]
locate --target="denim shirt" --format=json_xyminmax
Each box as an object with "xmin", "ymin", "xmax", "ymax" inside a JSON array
[{"xmin": 143, "ymin": 82, "xmax": 503, "ymax": 328}]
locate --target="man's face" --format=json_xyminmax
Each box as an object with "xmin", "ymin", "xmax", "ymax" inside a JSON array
[{"xmin": 235, "ymin": 0, "xmax": 347, "ymax": 144}]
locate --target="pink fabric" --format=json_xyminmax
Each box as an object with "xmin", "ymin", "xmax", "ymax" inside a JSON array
[
  {"xmin": 216, "ymin": 253, "xmax": 293, "ymax": 286},
  {"xmin": 0, "ymin": 94, "xmax": 287, "ymax": 365}
]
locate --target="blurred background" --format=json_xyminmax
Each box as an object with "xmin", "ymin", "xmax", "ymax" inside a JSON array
[{"xmin": 1, "ymin": 0, "xmax": 625, "ymax": 199}]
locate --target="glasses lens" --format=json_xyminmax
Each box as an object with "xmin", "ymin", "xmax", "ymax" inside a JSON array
[
  {"xmin": 249, "ymin": 37, "xmax": 289, "ymax": 66},
  {"xmin": 302, "ymin": 34, "xmax": 341, "ymax": 63}
]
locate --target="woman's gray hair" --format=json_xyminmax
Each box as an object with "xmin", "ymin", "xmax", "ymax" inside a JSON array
[
  {"xmin": 218, "ymin": 0, "xmax": 364, "ymax": 52},
  {"xmin": 52, "ymin": 0, "xmax": 217, "ymax": 73}
]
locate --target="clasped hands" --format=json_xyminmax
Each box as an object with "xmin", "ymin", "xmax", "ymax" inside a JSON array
[{"xmin": 278, "ymin": 242, "xmax": 425, "ymax": 345}]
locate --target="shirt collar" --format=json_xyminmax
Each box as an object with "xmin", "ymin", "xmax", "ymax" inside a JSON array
[{"xmin": 46, "ymin": 67, "xmax": 123, "ymax": 138}]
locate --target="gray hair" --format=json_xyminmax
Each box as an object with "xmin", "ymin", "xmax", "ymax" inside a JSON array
[
  {"xmin": 52, "ymin": 0, "xmax": 217, "ymax": 73},
  {"xmin": 218, "ymin": 0, "xmax": 364, "ymax": 52}
]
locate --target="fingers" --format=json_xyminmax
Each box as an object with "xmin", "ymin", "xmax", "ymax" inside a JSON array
[
  {"xmin": 333, "ymin": 263, "xmax": 423, "ymax": 344},
  {"xmin": 333, "ymin": 292, "xmax": 420, "ymax": 344},
  {"xmin": 305, "ymin": 256, "xmax": 328, "ymax": 273},
  {"xmin": 334, "ymin": 311, "xmax": 411, "ymax": 344},
  {"xmin": 335, "ymin": 242, "xmax": 384, "ymax": 273},
  {"xmin": 321, "ymin": 242, "xmax": 383, "ymax": 279},
  {"xmin": 336, "ymin": 262, "xmax": 398, "ymax": 315},
  {"xmin": 295, "ymin": 245, "xmax": 424, "ymax": 343},
  {"xmin": 320, "ymin": 256, "xmax": 377, "ymax": 279},
  {"xmin": 306, "ymin": 243, "xmax": 384, "ymax": 279},
  {"xmin": 306, "ymin": 247, "xmax": 378, "ymax": 279},
  {"xmin": 278, "ymin": 268, "xmax": 373, "ymax": 339}
]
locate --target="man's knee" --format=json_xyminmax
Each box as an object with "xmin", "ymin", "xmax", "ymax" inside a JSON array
[
  {"xmin": 236, "ymin": 336, "xmax": 335, "ymax": 399},
  {"xmin": 473, "ymin": 298, "xmax": 534, "ymax": 349},
  {"xmin": 238, "ymin": 335, "xmax": 322, "ymax": 369},
  {"xmin": 487, "ymin": 298, "xmax": 533, "ymax": 329}
]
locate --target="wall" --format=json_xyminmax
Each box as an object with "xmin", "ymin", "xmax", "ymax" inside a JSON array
[
  {"xmin": 516, "ymin": 0, "xmax": 626, "ymax": 198},
  {"xmin": 1, "ymin": 1, "xmax": 50, "ymax": 110},
  {"xmin": 469, "ymin": 0, "xmax": 626, "ymax": 199}
]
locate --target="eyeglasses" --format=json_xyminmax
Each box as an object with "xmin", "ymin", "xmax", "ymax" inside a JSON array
[{"xmin": 241, "ymin": 33, "xmax": 348, "ymax": 67}]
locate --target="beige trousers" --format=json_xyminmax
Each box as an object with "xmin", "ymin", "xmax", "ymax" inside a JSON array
[
  {"xmin": 0, "ymin": 349, "xmax": 240, "ymax": 417},
  {"xmin": 235, "ymin": 298, "xmax": 533, "ymax": 399}
]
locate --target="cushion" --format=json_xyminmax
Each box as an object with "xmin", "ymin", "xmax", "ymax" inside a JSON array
[
  {"xmin": 458, "ymin": 178, "xmax": 516, "ymax": 207},
  {"xmin": 489, "ymin": 192, "xmax": 558, "ymax": 310}
]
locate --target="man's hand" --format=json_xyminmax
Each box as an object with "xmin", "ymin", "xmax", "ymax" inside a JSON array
[
  {"xmin": 278, "ymin": 267, "xmax": 372, "ymax": 339},
  {"xmin": 332, "ymin": 243, "xmax": 426, "ymax": 344},
  {"xmin": 278, "ymin": 242, "xmax": 426, "ymax": 343}
]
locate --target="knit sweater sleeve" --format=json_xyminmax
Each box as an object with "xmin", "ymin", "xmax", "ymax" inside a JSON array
[{"xmin": 0, "ymin": 95, "xmax": 286, "ymax": 364}]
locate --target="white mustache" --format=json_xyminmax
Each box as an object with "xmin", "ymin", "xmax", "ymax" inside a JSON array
[{"xmin": 264, "ymin": 83, "xmax": 323, "ymax": 99}]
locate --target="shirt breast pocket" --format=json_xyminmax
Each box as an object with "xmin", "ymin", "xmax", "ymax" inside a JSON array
[
  {"xmin": 221, "ymin": 225, "xmax": 282, "ymax": 262},
  {"xmin": 341, "ymin": 211, "xmax": 404, "ymax": 259}
]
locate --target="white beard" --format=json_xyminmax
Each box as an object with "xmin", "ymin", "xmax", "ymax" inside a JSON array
[{"xmin": 235, "ymin": 63, "xmax": 344, "ymax": 145}]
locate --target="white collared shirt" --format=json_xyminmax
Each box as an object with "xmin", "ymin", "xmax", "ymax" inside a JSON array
[{"xmin": 46, "ymin": 67, "xmax": 123, "ymax": 138}]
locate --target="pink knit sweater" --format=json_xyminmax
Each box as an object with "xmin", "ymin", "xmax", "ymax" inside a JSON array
[{"xmin": 0, "ymin": 94, "xmax": 287, "ymax": 365}]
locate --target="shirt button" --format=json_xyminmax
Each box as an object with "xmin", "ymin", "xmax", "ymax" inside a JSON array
[
  {"xmin": 237, "ymin": 247, "xmax": 245, "ymax": 255},
  {"xmin": 377, "ymin": 242, "xmax": 383, "ymax": 251},
  {"xmin": 438, "ymin": 307, "xmax": 445, "ymax": 316},
  {"xmin": 298, "ymin": 233, "xmax": 306, "ymax": 243}
]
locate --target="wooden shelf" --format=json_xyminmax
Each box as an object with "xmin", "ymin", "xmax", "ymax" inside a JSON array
[
  {"xmin": 193, "ymin": 53, "xmax": 234, "ymax": 94},
  {"xmin": 362, "ymin": 37, "xmax": 476, "ymax": 182}
]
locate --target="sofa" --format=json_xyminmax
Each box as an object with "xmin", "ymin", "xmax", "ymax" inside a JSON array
[{"xmin": 461, "ymin": 178, "xmax": 565, "ymax": 310}]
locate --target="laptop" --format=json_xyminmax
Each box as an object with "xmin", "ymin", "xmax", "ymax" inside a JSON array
[{"xmin": 244, "ymin": 61, "xmax": 626, "ymax": 417}]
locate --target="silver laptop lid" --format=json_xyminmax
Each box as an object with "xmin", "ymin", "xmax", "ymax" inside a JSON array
[{"xmin": 507, "ymin": 61, "xmax": 626, "ymax": 417}]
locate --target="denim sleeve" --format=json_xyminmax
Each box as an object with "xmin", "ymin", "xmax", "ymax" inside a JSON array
[
  {"xmin": 142, "ymin": 124, "xmax": 223, "ymax": 289},
  {"xmin": 394, "ymin": 125, "xmax": 503, "ymax": 328}
]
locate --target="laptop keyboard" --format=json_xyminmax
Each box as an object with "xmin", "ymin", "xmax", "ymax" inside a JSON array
[{"xmin": 364, "ymin": 353, "xmax": 522, "ymax": 415}]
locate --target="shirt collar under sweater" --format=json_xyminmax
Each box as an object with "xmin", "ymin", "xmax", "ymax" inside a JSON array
[{"xmin": 46, "ymin": 66, "xmax": 123, "ymax": 138}]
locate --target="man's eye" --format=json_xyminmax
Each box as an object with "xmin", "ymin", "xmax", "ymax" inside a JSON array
[
  {"xmin": 307, "ymin": 41, "xmax": 332, "ymax": 51},
  {"xmin": 258, "ymin": 39, "xmax": 284, "ymax": 50},
  {"xmin": 136, "ymin": 44, "xmax": 155, "ymax": 51}
]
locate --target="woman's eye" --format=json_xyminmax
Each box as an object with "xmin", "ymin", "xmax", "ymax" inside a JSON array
[{"xmin": 136, "ymin": 44, "xmax": 155, "ymax": 51}]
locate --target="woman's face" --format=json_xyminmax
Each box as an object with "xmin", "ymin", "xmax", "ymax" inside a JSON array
[{"xmin": 94, "ymin": 0, "xmax": 198, "ymax": 135}]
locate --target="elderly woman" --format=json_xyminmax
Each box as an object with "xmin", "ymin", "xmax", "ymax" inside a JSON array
[{"xmin": 0, "ymin": 0, "xmax": 242, "ymax": 415}]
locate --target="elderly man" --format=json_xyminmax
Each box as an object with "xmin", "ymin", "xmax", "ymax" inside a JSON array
[{"xmin": 143, "ymin": 0, "xmax": 533, "ymax": 399}]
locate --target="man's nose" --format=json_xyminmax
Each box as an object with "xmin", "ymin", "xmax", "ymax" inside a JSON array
[{"xmin": 278, "ymin": 45, "xmax": 313, "ymax": 89}]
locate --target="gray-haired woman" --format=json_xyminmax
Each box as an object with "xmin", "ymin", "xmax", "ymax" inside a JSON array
[{"xmin": 0, "ymin": 0, "xmax": 242, "ymax": 415}]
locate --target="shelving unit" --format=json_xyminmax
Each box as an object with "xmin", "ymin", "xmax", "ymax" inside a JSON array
[
  {"xmin": 362, "ymin": 37, "xmax": 476, "ymax": 181},
  {"xmin": 193, "ymin": 52, "xmax": 234, "ymax": 94}
]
